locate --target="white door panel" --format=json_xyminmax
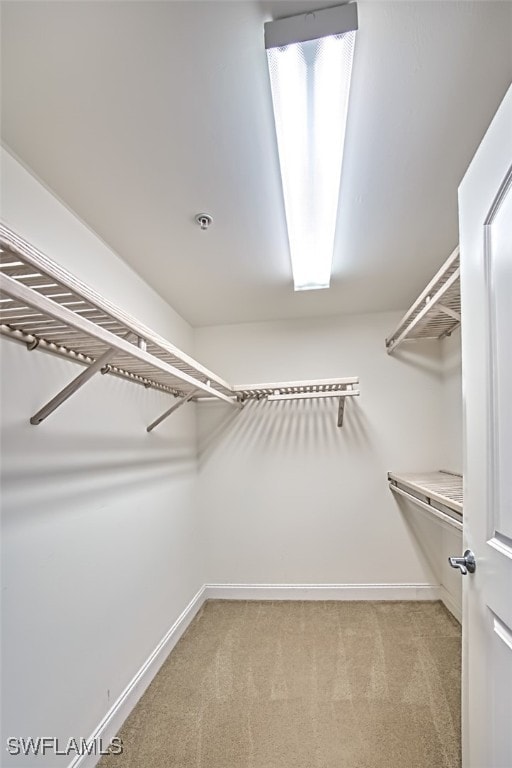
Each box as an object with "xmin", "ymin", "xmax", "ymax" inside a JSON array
[
  {"xmin": 490, "ymin": 185, "xmax": 512, "ymax": 543},
  {"xmin": 459, "ymin": 84, "xmax": 512, "ymax": 768},
  {"xmin": 489, "ymin": 614, "xmax": 512, "ymax": 768}
]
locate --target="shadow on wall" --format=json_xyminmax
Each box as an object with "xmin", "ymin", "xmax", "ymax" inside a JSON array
[
  {"xmin": 390, "ymin": 345, "xmax": 445, "ymax": 377},
  {"xmin": 1, "ymin": 340, "xmax": 198, "ymax": 522},
  {"xmin": 392, "ymin": 493, "xmax": 443, "ymax": 585},
  {"xmin": 197, "ymin": 395, "xmax": 376, "ymax": 468},
  {"xmin": 1, "ymin": 428, "xmax": 196, "ymax": 524},
  {"xmin": 441, "ymin": 330, "xmax": 462, "ymax": 377}
]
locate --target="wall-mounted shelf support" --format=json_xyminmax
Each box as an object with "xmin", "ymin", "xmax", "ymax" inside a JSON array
[
  {"xmin": 388, "ymin": 470, "xmax": 463, "ymax": 532},
  {"xmin": 147, "ymin": 388, "xmax": 199, "ymax": 433},
  {"xmin": 337, "ymin": 398, "xmax": 345, "ymax": 428},
  {"xmin": 0, "ymin": 225, "xmax": 361, "ymax": 430},
  {"xmin": 386, "ymin": 246, "xmax": 461, "ymax": 354},
  {"xmin": 0, "ymin": 271, "xmax": 236, "ymax": 402},
  {"xmin": 31, "ymin": 345, "xmax": 119, "ymax": 425},
  {"xmin": 437, "ymin": 304, "xmax": 461, "ymax": 323},
  {"xmin": 389, "ymin": 484, "xmax": 462, "ymax": 532},
  {"xmin": 29, "ymin": 332, "xmax": 135, "ymax": 425},
  {"xmin": 232, "ymin": 378, "xmax": 359, "ymax": 427},
  {"xmin": 266, "ymin": 389, "xmax": 359, "ymax": 401}
]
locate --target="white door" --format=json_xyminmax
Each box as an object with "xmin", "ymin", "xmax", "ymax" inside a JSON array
[{"xmin": 458, "ymin": 84, "xmax": 512, "ymax": 768}]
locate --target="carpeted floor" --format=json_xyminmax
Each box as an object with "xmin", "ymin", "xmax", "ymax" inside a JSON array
[{"xmin": 99, "ymin": 600, "xmax": 461, "ymax": 768}]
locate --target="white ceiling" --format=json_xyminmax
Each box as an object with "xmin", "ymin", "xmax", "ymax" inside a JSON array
[{"xmin": 1, "ymin": 1, "xmax": 511, "ymax": 327}]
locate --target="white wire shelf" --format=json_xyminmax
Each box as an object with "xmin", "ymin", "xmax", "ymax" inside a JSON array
[
  {"xmin": 0, "ymin": 224, "xmax": 359, "ymax": 429},
  {"xmin": 194, "ymin": 379, "xmax": 359, "ymax": 427},
  {"xmin": 231, "ymin": 379, "xmax": 359, "ymax": 427},
  {"xmin": 232, "ymin": 378, "xmax": 359, "ymax": 401},
  {"xmin": 388, "ymin": 470, "xmax": 463, "ymax": 531},
  {"xmin": 0, "ymin": 225, "xmax": 233, "ymax": 399},
  {"xmin": 386, "ymin": 246, "xmax": 460, "ymax": 354}
]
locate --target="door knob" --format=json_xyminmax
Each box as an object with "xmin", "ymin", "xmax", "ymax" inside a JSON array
[{"xmin": 448, "ymin": 550, "xmax": 476, "ymax": 575}]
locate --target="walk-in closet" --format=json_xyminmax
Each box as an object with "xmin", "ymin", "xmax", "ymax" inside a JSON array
[{"xmin": 1, "ymin": 2, "xmax": 511, "ymax": 767}]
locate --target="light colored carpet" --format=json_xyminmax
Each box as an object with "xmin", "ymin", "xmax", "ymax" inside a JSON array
[{"xmin": 99, "ymin": 600, "xmax": 461, "ymax": 768}]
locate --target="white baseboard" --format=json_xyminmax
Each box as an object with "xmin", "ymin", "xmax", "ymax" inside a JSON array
[
  {"xmin": 72, "ymin": 580, "xmax": 441, "ymax": 768},
  {"xmin": 205, "ymin": 583, "xmax": 441, "ymax": 601},
  {"xmin": 69, "ymin": 585, "xmax": 206, "ymax": 768},
  {"xmin": 439, "ymin": 585, "xmax": 462, "ymax": 623}
]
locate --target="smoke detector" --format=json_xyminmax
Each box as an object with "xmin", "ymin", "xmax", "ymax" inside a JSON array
[{"xmin": 195, "ymin": 213, "xmax": 213, "ymax": 231}]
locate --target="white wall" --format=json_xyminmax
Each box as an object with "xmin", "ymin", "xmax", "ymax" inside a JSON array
[
  {"xmin": 195, "ymin": 314, "xmax": 448, "ymax": 587},
  {"xmin": 0, "ymin": 150, "xmax": 192, "ymax": 347},
  {"xmin": 0, "ymin": 148, "xmax": 203, "ymax": 766}
]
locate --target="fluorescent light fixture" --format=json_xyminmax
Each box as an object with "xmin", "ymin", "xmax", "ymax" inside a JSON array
[{"xmin": 265, "ymin": 4, "xmax": 358, "ymax": 291}]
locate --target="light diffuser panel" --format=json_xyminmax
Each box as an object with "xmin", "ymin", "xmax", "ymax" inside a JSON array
[{"xmin": 265, "ymin": 6, "xmax": 357, "ymax": 291}]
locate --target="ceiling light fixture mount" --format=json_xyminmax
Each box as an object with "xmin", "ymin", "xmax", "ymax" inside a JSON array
[
  {"xmin": 195, "ymin": 213, "xmax": 213, "ymax": 231},
  {"xmin": 265, "ymin": 3, "xmax": 358, "ymax": 291}
]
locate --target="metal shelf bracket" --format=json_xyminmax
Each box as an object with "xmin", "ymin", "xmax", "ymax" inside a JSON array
[
  {"xmin": 337, "ymin": 397, "xmax": 345, "ymax": 428},
  {"xmin": 147, "ymin": 388, "xmax": 199, "ymax": 432},
  {"xmin": 29, "ymin": 332, "xmax": 135, "ymax": 425}
]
